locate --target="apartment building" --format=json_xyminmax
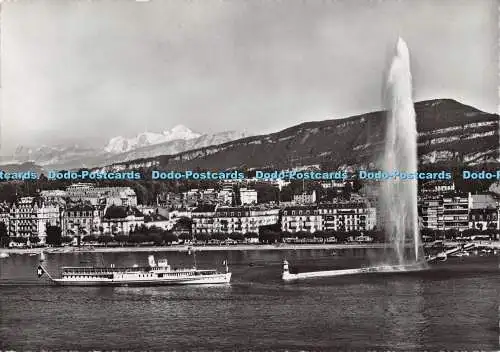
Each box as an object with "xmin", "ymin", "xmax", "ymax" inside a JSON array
[
  {"xmin": 281, "ymin": 202, "xmax": 376, "ymax": 233},
  {"xmin": 64, "ymin": 203, "xmax": 104, "ymax": 236},
  {"xmin": 191, "ymin": 204, "xmax": 217, "ymax": 234},
  {"xmin": 419, "ymin": 192, "xmax": 472, "ymax": 231},
  {"xmin": 442, "ymin": 193, "xmax": 470, "ymax": 231},
  {"xmin": 419, "ymin": 196, "xmax": 443, "ymax": 229},
  {"xmin": 214, "ymin": 206, "xmax": 279, "ymax": 234},
  {"xmin": 9, "ymin": 197, "xmax": 63, "ymax": 244},
  {"xmin": 101, "ymin": 206, "xmax": 145, "ymax": 234},
  {"xmin": 191, "ymin": 205, "xmax": 279, "ymax": 234},
  {"xmin": 318, "ymin": 202, "xmax": 376, "ymax": 232},
  {"xmin": 281, "ymin": 205, "xmax": 322, "ymax": 233}
]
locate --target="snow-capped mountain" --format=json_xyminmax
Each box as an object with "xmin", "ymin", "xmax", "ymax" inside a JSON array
[
  {"xmin": 1, "ymin": 126, "xmax": 248, "ymax": 170},
  {"xmin": 104, "ymin": 131, "xmax": 248, "ymax": 165},
  {"xmin": 104, "ymin": 125, "xmax": 202, "ymax": 154}
]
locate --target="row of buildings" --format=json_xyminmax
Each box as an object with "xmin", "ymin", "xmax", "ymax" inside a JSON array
[
  {"xmin": 190, "ymin": 202, "xmax": 377, "ymax": 234},
  {"xmin": 2, "ymin": 183, "xmax": 144, "ymax": 244},
  {"xmin": 1, "ymin": 180, "xmax": 499, "ymax": 246},
  {"xmin": 419, "ymin": 183, "xmax": 499, "ymax": 232}
]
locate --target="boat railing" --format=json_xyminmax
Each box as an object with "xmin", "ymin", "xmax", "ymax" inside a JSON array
[
  {"xmin": 60, "ymin": 266, "xmax": 220, "ymax": 274},
  {"xmin": 61, "ymin": 266, "xmax": 151, "ymax": 274}
]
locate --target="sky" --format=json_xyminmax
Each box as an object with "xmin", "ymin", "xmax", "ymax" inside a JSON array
[{"xmin": 0, "ymin": 0, "xmax": 498, "ymax": 153}]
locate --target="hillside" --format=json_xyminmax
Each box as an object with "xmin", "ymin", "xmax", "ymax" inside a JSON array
[{"xmin": 94, "ymin": 99, "xmax": 498, "ymax": 173}]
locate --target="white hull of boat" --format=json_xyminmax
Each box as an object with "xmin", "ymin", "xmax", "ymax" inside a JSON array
[{"xmin": 52, "ymin": 273, "xmax": 232, "ymax": 286}]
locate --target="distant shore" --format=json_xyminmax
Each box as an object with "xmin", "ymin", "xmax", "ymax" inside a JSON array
[
  {"xmin": 2, "ymin": 243, "xmax": 385, "ymax": 254},
  {"xmin": 1, "ymin": 241, "xmax": 499, "ymax": 255}
]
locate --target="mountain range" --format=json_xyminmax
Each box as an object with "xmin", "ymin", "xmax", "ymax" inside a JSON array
[
  {"xmin": 95, "ymin": 99, "xmax": 499, "ymax": 173},
  {"xmin": 1, "ymin": 126, "xmax": 246, "ymax": 170},
  {"xmin": 104, "ymin": 125, "xmax": 202, "ymax": 154},
  {"xmin": 2, "ymin": 99, "xmax": 498, "ymax": 174}
]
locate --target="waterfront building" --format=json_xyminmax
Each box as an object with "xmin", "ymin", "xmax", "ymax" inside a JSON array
[
  {"xmin": 442, "ymin": 193, "xmax": 470, "ymax": 231},
  {"xmin": 191, "ymin": 205, "xmax": 280, "ymax": 234},
  {"xmin": 280, "ymin": 201, "xmax": 376, "ymax": 233},
  {"xmin": 143, "ymin": 213, "xmax": 174, "ymax": 231},
  {"xmin": 214, "ymin": 206, "xmax": 279, "ymax": 234},
  {"xmin": 281, "ymin": 205, "xmax": 322, "ymax": 233},
  {"xmin": 64, "ymin": 203, "xmax": 103, "ymax": 236},
  {"xmin": 318, "ymin": 202, "xmax": 376, "ymax": 232},
  {"xmin": 9, "ymin": 197, "xmax": 63, "ymax": 244},
  {"xmin": 419, "ymin": 196, "xmax": 444, "ymax": 229},
  {"xmin": 101, "ymin": 206, "xmax": 144, "ymax": 235},
  {"xmin": 419, "ymin": 192, "xmax": 471, "ymax": 231},
  {"xmin": 191, "ymin": 204, "xmax": 217, "ymax": 234}
]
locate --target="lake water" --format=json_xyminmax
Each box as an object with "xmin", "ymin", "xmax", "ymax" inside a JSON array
[{"xmin": 0, "ymin": 249, "xmax": 498, "ymax": 351}]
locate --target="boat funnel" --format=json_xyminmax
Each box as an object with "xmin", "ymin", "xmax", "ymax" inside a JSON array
[{"xmin": 148, "ymin": 255, "xmax": 156, "ymax": 267}]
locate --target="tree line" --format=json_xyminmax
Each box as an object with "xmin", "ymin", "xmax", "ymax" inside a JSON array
[{"xmin": 1, "ymin": 220, "xmax": 498, "ymax": 248}]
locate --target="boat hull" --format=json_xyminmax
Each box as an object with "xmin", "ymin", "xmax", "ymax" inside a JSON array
[{"xmin": 52, "ymin": 273, "xmax": 232, "ymax": 286}]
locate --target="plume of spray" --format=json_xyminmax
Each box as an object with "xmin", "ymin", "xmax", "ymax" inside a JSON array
[{"xmin": 380, "ymin": 37, "xmax": 423, "ymax": 265}]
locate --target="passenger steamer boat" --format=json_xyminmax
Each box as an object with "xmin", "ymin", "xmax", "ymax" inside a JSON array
[{"xmin": 37, "ymin": 255, "xmax": 231, "ymax": 286}]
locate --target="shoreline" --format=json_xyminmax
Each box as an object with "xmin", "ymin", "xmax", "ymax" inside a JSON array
[
  {"xmin": 1, "ymin": 241, "xmax": 499, "ymax": 254},
  {"xmin": 2, "ymin": 243, "xmax": 386, "ymax": 254}
]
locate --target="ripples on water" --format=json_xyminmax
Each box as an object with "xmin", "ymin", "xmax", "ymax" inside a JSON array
[{"xmin": 0, "ymin": 249, "xmax": 498, "ymax": 351}]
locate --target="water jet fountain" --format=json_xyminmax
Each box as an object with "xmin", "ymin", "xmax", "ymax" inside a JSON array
[
  {"xmin": 282, "ymin": 38, "xmax": 430, "ymax": 281},
  {"xmin": 379, "ymin": 37, "xmax": 424, "ymax": 266}
]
